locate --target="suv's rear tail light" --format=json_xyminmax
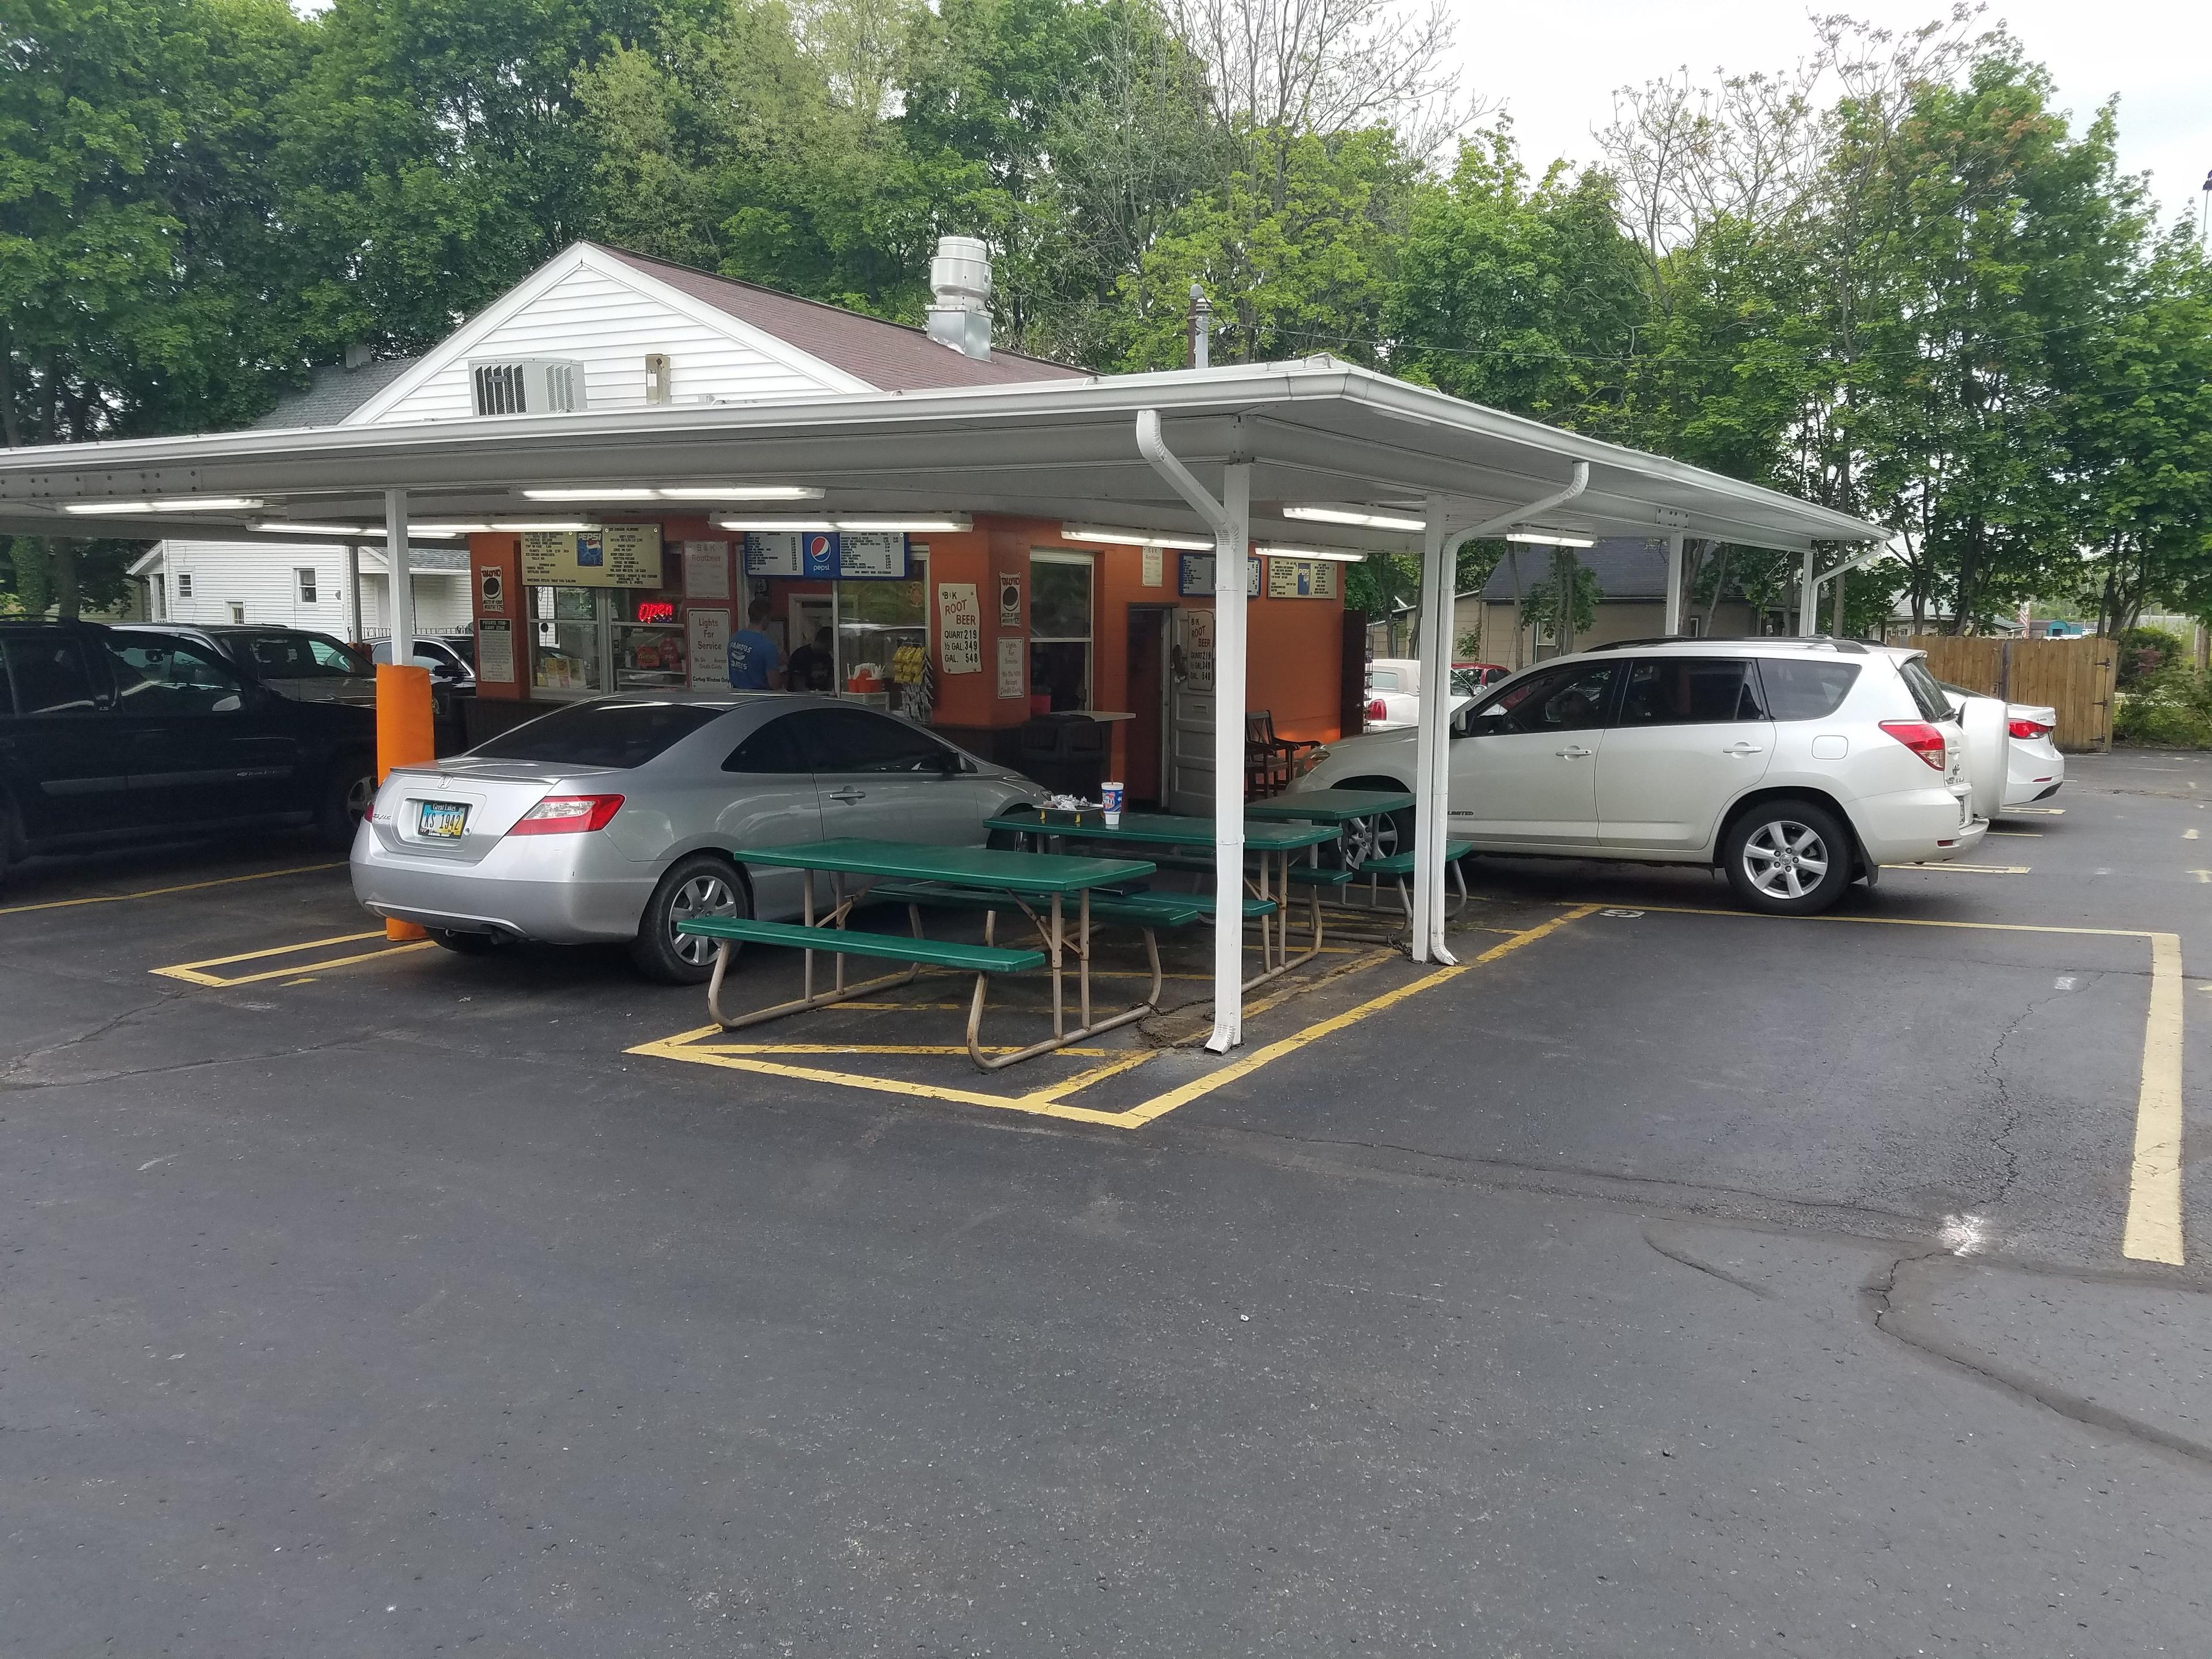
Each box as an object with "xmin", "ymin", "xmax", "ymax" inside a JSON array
[
  {"xmin": 1878, "ymin": 720, "xmax": 1949, "ymax": 771},
  {"xmin": 508, "ymin": 794, "xmax": 625, "ymax": 835},
  {"xmin": 2008, "ymin": 717, "xmax": 2054, "ymax": 740}
]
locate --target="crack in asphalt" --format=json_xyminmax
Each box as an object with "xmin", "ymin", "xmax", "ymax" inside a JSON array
[
  {"xmin": 1863, "ymin": 1249, "xmax": 2212, "ymax": 1472},
  {"xmin": 0, "ymin": 993, "xmax": 180, "ymax": 1089}
]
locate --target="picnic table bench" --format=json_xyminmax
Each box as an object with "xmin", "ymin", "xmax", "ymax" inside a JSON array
[
  {"xmin": 985, "ymin": 808, "xmax": 1335, "ymax": 984},
  {"xmin": 678, "ymin": 838, "xmax": 1159, "ymax": 1071}
]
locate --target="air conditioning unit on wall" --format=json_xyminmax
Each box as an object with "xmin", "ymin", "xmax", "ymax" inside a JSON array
[{"xmin": 469, "ymin": 358, "xmax": 586, "ymax": 416}]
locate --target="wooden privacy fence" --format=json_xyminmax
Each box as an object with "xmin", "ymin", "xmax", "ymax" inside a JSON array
[{"xmin": 1904, "ymin": 635, "xmax": 2115, "ymax": 751}]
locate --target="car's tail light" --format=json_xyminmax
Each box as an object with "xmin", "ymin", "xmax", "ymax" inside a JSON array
[
  {"xmin": 1879, "ymin": 720, "xmax": 1949, "ymax": 771},
  {"xmin": 2008, "ymin": 717, "xmax": 2054, "ymax": 740},
  {"xmin": 1367, "ymin": 698, "xmax": 1387, "ymax": 721},
  {"xmin": 508, "ymin": 794, "xmax": 626, "ymax": 835}
]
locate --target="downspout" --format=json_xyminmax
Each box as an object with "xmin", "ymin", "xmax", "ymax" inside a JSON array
[
  {"xmin": 1409, "ymin": 464, "xmax": 1588, "ymax": 963},
  {"xmin": 1136, "ymin": 409, "xmax": 1249, "ymax": 1053}
]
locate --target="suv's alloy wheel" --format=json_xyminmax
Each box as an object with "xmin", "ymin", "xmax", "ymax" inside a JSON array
[{"xmin": 1722, "ymin": 799, "xmax": 1853, "ymax": 916}]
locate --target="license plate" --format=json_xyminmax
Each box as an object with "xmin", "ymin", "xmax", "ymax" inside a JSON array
[{"xmin": 416, "ymin": 800, "xmax": 468, "ymax": 838}]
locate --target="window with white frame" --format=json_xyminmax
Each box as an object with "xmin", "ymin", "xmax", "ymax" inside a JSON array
[
  {"xmin": 1028, "ymin": 550, "xmax": 1093, "ymax": 712},
  {"xmin": 297, "ymin": 567, "xmax": 317, "ymax": 604},
  {"xmin": 229, "ymin": 602, "xmax": 245, "ymax": 624},
  {"xmin": 176, "ymin": 573, "xmax": 193, "ymax": 598}
]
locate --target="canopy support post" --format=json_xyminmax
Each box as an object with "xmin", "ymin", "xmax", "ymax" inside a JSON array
[
  {"xmin": 1798, "ymin": 548, "xmax": 1817, "ymax": 637},
  {"xmin": 1662, "ymin": 531, "xmax": 1684, "ymax": 636},
  {"xmin": 1412, "ymin": 465, "xmax": 1590, "ymax": 964},
  {"xmin": 387, "ymin": 488, "xmax": 415, "ymax": 662},
  {"xmin": 1135, "ymin": 409, "xmax": 1249, "ymax": 1053},
  {"xmin": 343, "ymin": 541, "xmax": 365, "ymax": 645}
]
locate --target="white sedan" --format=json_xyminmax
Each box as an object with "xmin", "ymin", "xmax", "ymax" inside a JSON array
[{"xmin": 1941, "ymin": 684, "xmax": 2064, "ymax": 813}]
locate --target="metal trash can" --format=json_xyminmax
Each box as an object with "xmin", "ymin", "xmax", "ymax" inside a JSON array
[{"xmin": 1017, "ymin": 713, "xmax": 1109, "ymax": 798}]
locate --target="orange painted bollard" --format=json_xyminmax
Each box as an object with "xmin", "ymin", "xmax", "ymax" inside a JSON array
[{"xmin": 376, "ymin": 664, "xmax": 436, "ymax": 941}]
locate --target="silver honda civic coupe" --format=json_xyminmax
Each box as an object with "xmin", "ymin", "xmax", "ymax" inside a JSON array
[{"xmin": 352, "ymin": 694, "xmax": 1043, "ymax": 982}]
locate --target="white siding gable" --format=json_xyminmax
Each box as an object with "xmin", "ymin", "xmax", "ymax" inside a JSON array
[{"xmin": 350, "ymin": 245, "xmax": 867, "ymax": 426}]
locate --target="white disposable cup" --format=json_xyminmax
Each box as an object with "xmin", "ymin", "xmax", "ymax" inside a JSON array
[{"xmin": 1101, "ymin": 781, "xmax": 1124, "ymax": 828}]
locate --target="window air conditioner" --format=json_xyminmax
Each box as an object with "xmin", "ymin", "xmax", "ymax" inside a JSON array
[{"xmin": 470, "ymin": 358, "xmax": 586, "ymax": 416}]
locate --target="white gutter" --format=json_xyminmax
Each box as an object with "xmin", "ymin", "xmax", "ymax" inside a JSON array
[
  {"xmin": 1409, "ymin": 464, "xmax": 1589, "ymax": 961},
  {"xmin": 1136, "ymin": 408, "xmax": 1251, "ymax": 1053}
]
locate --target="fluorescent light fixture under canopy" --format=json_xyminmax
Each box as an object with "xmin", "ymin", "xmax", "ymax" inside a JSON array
[
  {"xmin": 1503, "ymin": 529, "xmax": 1595, "ymax": 547},
  {"xmin": 715, "ymin": 514, "xmax": 971, "ymax": 535},
  {"xmin": 1281, "ymin": 505, "xmax": 1426, "ymax": 531},
  {"xmin": 521, "ymin": 484, "xmax": 825, "ymax": 502},
  {"xmin": 249, "ymin": 521, "xmax": 372, "ymax": 536},
  {"xmin": 1059, "ymin": 523, "xmax": 1214, "ymax": 551},
  {"xmin": 66, "ymin": 497, "xmax": 263, "ymax": 515}
]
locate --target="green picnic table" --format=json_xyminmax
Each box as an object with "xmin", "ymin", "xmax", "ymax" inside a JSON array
[
  {"xmin": 678, "ymin": 838, "xmax": 1158, "ymax": 1070},
  {"xmin": 986, "ymin": 808, "xmax": 1339, "ymax": 983},
  {"xmin": 1248, "ymin": 786, "xmax": 1471, "ymax": 928}
]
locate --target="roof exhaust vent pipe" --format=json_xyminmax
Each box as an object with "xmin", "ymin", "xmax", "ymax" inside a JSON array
[{"xmin": 926, "ymin": 236, "xmax": 993, "ymax": 362}]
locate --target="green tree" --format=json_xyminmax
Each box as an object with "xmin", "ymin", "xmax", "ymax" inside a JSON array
[
  {"xmin": 1388, "ymin": 127, "xmax": 1646, "ymax": 432},
  {"xmin": 1113, "ymin": 124, "xmax": 1414, "ymax": 369}
]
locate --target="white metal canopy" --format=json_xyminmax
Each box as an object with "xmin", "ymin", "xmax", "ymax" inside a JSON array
[{"xmin": 0, "ymin": 357, "xmax": 1883, "ymax": 1050}]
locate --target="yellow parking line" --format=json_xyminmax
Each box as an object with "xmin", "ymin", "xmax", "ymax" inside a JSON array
[
  {"xmin": 629, "ymin": 910, "xmax": 1595, "ymax": 1130},
  {"xmin": 1881, "ymin": 862, "xmax": 2031, "ymax": 874},
  {"xmin": 151, "ymin": 929, "xmax": 437, "ymax": 987},
  {"xmin": 0, "ymin": 861, "xmax": 345, "ymax": 918},
  {"xmin": 2123, "ymin": 934, "xmax": 2186, "ymax": 1264},
  {"xmin": 692, "ymin": 1042, "xmax": 1114, "ymax": 1058}
]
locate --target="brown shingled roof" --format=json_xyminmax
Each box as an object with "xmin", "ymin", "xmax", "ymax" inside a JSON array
[{"xmin": 597, "ymin": 246, "xmax": 1090, "ymax": 393}]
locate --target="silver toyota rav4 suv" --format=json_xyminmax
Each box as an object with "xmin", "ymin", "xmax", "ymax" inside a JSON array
[{"xmin": 1298, "ymin": 638, "xmax": 1987, "ymax": 915}]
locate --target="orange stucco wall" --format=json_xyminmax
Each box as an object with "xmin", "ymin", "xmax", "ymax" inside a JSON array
[{"xmin": 470, "ymin": 514, "xmax": 1346, "ymax": 766}]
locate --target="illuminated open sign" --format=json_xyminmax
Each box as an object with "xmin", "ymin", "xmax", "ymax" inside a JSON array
[{"xmin": 636, "ymin": 601, "xmax": 676, "ymax": 624}]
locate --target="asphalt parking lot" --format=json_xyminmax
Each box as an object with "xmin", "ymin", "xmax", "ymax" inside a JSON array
[{"xmin": 3, "ymin": 749, "xmax": 2207, "ymax": 1657}]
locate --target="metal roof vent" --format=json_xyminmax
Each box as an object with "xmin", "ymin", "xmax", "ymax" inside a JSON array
[
  {"xmin": 469, "ymin": 358, "xmax": 586, "ymax": 416},
  {"xmin": 925, "ymin": 236, "xmax": 993, "ymax": 362}
]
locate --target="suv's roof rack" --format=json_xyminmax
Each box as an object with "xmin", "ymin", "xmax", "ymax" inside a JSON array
[{"xmin": 1582, "ymin": 635, "xmax": 1869, "ymax": 655}]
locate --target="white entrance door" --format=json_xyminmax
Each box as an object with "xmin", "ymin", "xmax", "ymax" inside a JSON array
[
  {"xmin": 1597, "ymin": 656, "xmax": 1774, "ymax": 851},
  {"xmin": 1168, "ymin": 608, "xmax": 1216, "ymax": 815},
  {"xmin": 1448, "ymin": 658, "xmax": 1619, "ymax": 849}
]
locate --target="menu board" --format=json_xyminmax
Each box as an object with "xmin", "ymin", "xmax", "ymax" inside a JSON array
[
  {"xmin": 1177, "ymin": 551, "xmax": 1262, "ymax": 598},
  {"xmin": 744, "ymin": 531, "xmax": 909, "ymax": 579},
  {"xmin": 1266, "ymin": 558, "xmax": 1339, "ymax": 599},
  {"xmin": 520, "ymin": 524, "xmax": 662, "ymax": 588},
  {"xmin": 838, "ymin": 532, "xmax": 908, "ymax": 579},
  {"xmin": 744, "ymin": 532, "xmax": 804, "ymax": 577}
]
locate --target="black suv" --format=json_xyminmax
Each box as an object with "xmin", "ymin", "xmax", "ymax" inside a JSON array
[{"xmin": 0, "ymin": 620, "xmax": 378, "ymax": 880}]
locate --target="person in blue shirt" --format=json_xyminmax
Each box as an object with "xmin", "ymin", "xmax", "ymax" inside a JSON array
[{"xmin": 726, "ymin": 598, "xmax": 783, "ymax": 690}]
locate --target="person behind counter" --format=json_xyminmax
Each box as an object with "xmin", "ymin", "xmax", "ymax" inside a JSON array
[
  {"xmin": 727, "ymin": 599, "xmax": 784, "ymax": 690},
  {"xmin": 786, "ymin": 626, "xmax": 835, "ymax": 693}
]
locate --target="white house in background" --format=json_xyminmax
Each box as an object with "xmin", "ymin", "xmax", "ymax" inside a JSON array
[
  {"xmin": 150, "ymin": 240, "xmax": 1077, "ymax": 631},
  {"xmin": 130, "ymin": 540, "xmax": 472, "ymax": 640}
]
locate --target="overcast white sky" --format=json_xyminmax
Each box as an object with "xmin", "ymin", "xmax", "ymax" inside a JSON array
[{"xmin": 1452, "ymin": 1, "xmax": 2212, "ymax": 225}]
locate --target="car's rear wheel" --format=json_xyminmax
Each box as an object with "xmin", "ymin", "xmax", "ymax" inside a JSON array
[
  {"xmin": 631, "ymin": 853, "xmax": 748, "ymax": 984},
  {"xmin": 1721, "ymin": 798, "xmax": 1854, "ymax": 915},
  {"xmin": 317, "ymin": 757, "xmax": 377, "ymax": 850}
]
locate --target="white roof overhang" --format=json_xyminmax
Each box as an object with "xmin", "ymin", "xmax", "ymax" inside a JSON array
[{"xmin": 0, "ymin": 359, "xmax": 1883, "ymax": 554}]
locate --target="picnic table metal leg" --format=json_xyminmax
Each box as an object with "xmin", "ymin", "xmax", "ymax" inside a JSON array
[
  {"xmin": 1050, "ymin": 892, "xmax": 1065, "ymax": 1040},
  {"xmin": 1078, "ymin": 887, "xmax": 1092, "ymax": 1030}
]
